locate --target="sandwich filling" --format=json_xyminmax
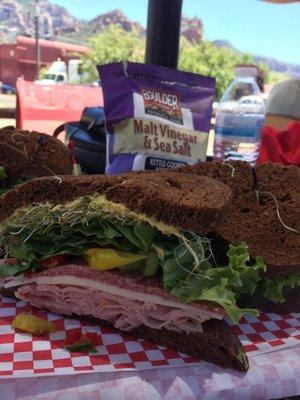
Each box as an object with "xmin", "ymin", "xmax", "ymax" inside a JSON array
[
  {"xmin": 5, "ymin": 264, "xmax": 224, "ymax": 333},
  {"xmin": 0, "ymin": 195, "xmax": 266, "ymax": 323}
]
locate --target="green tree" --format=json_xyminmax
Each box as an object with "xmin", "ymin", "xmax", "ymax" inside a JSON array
[
  {"xmin": 267, "ymin": 71, "xmax": 289, "ymax": 85},
  {"xmin": 82, "ymin": 25, "xmax": 271, "ymax": 99},
  {"xmin": 82, "ymin": 25, "xmax": 144, "ymax": 81},
  {"xmin": 178, "ymin": 39, "xmax": 256, "ymax": 99}
]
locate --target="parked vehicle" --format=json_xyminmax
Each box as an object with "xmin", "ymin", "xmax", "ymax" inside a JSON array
[
  {"xmin": 35, "ymin": 59, "xmax": 87, "ymax": 85},
  {"xmin": 0, "ymin": 82, "xmax": 16, "ymax": 94}
]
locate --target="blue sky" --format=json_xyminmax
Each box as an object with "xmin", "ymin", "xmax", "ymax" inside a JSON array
[{"xmin": 53, "ymin": 0, "xmax": 300, "ymax": 64}]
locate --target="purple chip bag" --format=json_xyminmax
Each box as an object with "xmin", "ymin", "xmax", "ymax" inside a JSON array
[{"xmin": 98, "ymin": 62, "xmax": 215, "ymax": 175}]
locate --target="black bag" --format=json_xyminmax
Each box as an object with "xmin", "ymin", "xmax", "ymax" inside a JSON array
[{"xmin": 54, "ymin": 107, "xmax": 106, "ymax": 174}]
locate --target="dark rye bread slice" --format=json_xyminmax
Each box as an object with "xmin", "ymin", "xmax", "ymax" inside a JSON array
[
  {"xmin": 175, "ymin": 161, "xmax": 300, "ymax": 278},
  {"xmin": 175, "ymin": 160, "xmax": 253, "ymax": 197},
  {"xmin": 0, "ymin": 172, "xmax": 232, "ymax": 234},
  {"xmin": 0, "ymin": 175, "xmax": 120, "ymax": 223},
  {"xmin": 132, "ymin": 318, "xmax": 248, "ymax": 371},
  {"xmin": 0, "ymin": 126, "xmax": 73, "ymax": 180},
  {"xmin": 218, "ymin": 163, "xmax": 300, "ymax": 278},
  {"xmin": 105, "ymin": 171, "xmax": 232, "ymax": 234},
  {"xmin": 86, "ymin": 316, "xmax": 248, "ymax": 371}
]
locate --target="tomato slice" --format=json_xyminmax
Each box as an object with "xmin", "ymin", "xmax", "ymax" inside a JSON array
[
  {"xmin": 63, "ymin": 331, "xmax": 100, "ymax": 353},
  {"xmin": 6, "ymin": 258, "xmax": 17, "ymax": 265},
  {"xmin": 41, "ymin": 255, "xmax": 67, "ymax": 269}
]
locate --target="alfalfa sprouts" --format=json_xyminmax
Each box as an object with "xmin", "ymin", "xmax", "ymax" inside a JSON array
[{"xmin": 173, "ymin": 234, "xmax": 213, "ymax": 281}]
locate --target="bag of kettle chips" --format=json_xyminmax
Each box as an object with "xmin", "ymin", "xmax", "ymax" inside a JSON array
[{"xmin": 98, "ymin": 62, "xmax": 215, "ymax": 174}]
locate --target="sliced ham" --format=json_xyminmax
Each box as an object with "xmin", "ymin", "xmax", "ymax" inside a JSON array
[{"xmin": 7, "ymin": 263, "xmax": 224, "ymax": 334}]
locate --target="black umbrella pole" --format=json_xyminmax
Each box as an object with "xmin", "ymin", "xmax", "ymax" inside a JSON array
[{"xmin": 145, "ymin": 0, "xmax": 183, "ymax": 69}]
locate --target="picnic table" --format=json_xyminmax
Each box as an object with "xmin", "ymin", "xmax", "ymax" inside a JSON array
[
  {"xmin": 1, "ymin": 296, "xmax": 300, "ymax": 400},
  {"xmin": 1, "ymin": 347, "xmax": 300, "ymax": 400}
]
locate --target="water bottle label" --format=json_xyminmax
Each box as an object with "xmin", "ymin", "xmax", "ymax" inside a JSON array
[{"xmin": 215, "ymin": 114, "xmax": 265, "ymax": 138}]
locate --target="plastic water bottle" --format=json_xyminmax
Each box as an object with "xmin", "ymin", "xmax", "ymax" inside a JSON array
[{"xmin": 213, "ymin": 77, "xmax": 265, "ymax": 165}]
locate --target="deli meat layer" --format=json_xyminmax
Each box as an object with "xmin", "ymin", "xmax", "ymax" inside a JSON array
[{"xmin": 6, "ymin": 263, "xmax": 224, "ymax": 334}]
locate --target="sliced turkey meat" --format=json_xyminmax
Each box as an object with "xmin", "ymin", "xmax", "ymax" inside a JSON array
[{"xmin": 6, "ymin": 263, "xmax": 224, "ymax": 334}]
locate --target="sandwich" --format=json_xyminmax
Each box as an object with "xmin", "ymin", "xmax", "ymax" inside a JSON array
[
  {"xmin": 175, "ymin": 161, "xmax": 300, "ymax": 313},
  {"xmin": 0, "ymin": 126, "xmax": 72, "ymax": 195},
  {"xmin": 0, "ymin": 171, "xmax": 268, "ymax": 371}
]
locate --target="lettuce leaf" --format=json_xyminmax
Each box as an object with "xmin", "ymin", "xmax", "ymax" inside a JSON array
[
  {"xmin": 0, "ymin": 198, "xmax": 161, "ymax": 277},
  {"xmin": 162, "ymin": 242, "xmax": 266, "ymax": 322},
  {"xmin": 262, "ymin": 273, "xmax": 300, "ymax": 303},
  {"xmin": 0, "ymin": 262, "xmax": 32, "ymax": 278},
  {"xmin": 1, "ymin": 198, "xmax": 157, "ymax": 254}
]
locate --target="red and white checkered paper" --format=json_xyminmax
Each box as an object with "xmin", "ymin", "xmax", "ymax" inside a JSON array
[{"xmin": 1, "ymin": 295, "xmax": 300, "ymax": 378}]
